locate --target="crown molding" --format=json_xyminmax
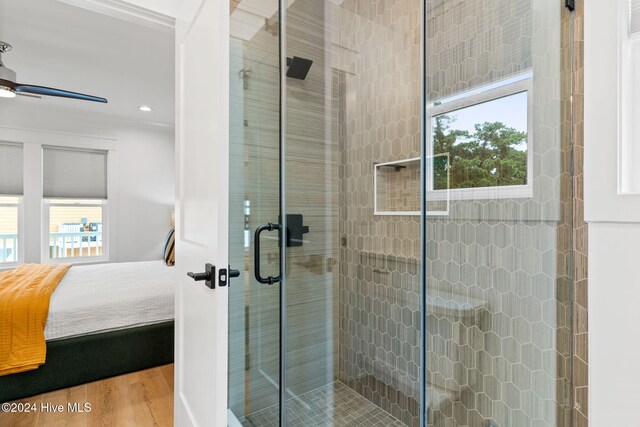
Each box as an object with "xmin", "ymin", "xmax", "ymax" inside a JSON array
[{"xmin": 56, "ymin": 0, "xmax": 175, "ymax": 33}]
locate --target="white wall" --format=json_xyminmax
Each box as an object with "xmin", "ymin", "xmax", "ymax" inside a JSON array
[
  {"xmin": 112, "ymin": 125, "xmax": 175, "ymax": 262},
  {"xmin": 588, "ymin": 223, "xmax": 640, "ymax": 425},
  {"xmin": 585, "ymin": 0, "xmax": 640, "ymax": 425},
  {"xmin": 0, "ymin": 102, "xmax": 175, "ymax": 264}
]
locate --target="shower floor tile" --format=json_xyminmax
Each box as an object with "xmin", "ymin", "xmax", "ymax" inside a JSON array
[{"xmin": 241, "ymin": 381, "xmax": 406, "ymax": 427}]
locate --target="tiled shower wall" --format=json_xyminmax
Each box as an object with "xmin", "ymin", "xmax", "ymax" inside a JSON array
[
  {"xmin": 337, "ymin": 1, "xmax": 423, "ymax": 425},
  {"xmin": 338, "ymin": 1, "xmax": 578, "ymax": 427}
]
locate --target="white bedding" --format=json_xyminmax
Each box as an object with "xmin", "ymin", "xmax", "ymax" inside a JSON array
[{"xmin": 44, "ymin": 260, "xmax": 175, "ymax": 341}]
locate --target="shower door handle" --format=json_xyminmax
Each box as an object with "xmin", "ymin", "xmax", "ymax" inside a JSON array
[{"xmin": 254, "ymin": 223, "xmax": 281, "ymax": 285}]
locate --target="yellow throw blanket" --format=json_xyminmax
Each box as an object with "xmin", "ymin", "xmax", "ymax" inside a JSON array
[{"xmin": 0, "ymin": 263, "xmax": 71, "ymax": 376}]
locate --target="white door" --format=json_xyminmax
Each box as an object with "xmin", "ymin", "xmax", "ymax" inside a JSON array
[{"xmin": 174, "ymin": 0, "xmax": 230, "ymax": 426}]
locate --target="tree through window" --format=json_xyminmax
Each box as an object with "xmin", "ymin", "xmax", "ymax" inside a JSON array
[{"xmin": 429, "ymin": 88, "xmax": 529, "ymax": 194}]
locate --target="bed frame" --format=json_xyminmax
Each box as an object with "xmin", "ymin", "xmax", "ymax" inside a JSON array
[{"xmin": 0, "ymin": 320, "xmax": 174, "ymax": 402}]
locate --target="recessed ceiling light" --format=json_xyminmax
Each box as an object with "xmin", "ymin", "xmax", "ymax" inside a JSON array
[{"xmin": 138, "ymin": 105, "xmax": 153, "ymax": 112}]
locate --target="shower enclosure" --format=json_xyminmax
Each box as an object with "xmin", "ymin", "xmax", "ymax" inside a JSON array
[{"xmin": 228, "ymin": 1, "xmax": 575, "ymax": 426}]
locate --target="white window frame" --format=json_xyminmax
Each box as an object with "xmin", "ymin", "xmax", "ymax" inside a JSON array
[
  {"xmin": 0, "ymin": 197, "xmax": 24, "ymax": 269},
  {"xmin": 43, "ymin": 199, "xmax": 109, "ymax": 264},
  {"xmin": 426, "ymin": 73, "xmax": 534, "ymax": 200}
]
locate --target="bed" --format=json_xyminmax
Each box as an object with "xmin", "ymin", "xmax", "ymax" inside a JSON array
[{"xmin": 0, "ymin": 260, "xmax": 175, "ymax": 402}]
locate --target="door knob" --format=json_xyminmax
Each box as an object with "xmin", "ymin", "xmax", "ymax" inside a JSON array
[{"xmin": 186, "ymin": 263, "xmax": 215, "ymax": 289}]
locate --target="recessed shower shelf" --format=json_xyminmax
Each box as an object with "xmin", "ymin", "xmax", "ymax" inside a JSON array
[
  {"xmin": 374, "ymin": 157, "xmax": 421, "ymax": 216},
  {"xmin": 374, "ymin": 156, "xmax": 450, "ymax": 216}
]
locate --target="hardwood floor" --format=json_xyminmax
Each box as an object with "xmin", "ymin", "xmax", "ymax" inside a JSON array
[{"xmin": 0, "ymin": 364, "xmax": 174, "ymax": 427}]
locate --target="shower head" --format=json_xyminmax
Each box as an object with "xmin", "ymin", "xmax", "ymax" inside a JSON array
[{"xmin": 286, "ymin": 56, "xmax": 313, "ymax": 80}]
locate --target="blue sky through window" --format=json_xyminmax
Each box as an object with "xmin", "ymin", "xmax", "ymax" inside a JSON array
[{"xmin": 435, "ymin": 91, "xmax": 528, "ymax": 151}]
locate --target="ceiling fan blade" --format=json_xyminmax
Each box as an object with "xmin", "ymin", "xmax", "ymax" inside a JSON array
[{"xmin": 14, "ymin": 84, "xmax": 107, "ymax": 103}]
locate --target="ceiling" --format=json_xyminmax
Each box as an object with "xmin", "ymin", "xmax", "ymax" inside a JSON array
[{"xmin": 0, "ymin": 0, "xmax": 175, "ymax": 126}]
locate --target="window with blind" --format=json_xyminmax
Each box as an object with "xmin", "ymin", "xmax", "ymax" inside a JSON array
[
  {"xmin": 42, "ymin": 147, "xmax": 108, "ymax": 261},
  {"xmin": 0, "ymin": 142, "xmax": 23, "ymax": 265}
]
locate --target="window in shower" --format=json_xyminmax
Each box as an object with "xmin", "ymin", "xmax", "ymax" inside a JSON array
[{"xmin": 426, "ymin": 72, "xmax": 532, "ymax": 200}]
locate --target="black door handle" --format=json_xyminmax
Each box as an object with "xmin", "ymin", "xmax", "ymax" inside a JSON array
[
  {"xmin": 187, "ymin": 263, "xmax": 215, "ymax": 289},
  {"xmin": 254, "ymin": 223, "xmax": 280, "ymax": 285},
  {"xmin": 187, "ymin": 271, "xmax": 210, "ymax": 281}
]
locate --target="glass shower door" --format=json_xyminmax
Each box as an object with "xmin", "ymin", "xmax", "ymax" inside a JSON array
[{"xmin": 230, "ymin": 1, "xmax": 426, "ymax": 426}]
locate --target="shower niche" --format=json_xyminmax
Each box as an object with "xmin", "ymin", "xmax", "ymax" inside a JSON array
[
  {"xmin": 374, "ymin": 155, "xmax": 450, "ymax": 216},
  {"xmin": 374, "ymin": 158, "xmax": 421, "ymax": 215}
]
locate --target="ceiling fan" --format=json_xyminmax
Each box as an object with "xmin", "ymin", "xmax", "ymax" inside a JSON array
[{"xmin": 0, "ymin": 41, "xmax": 107, "ymax": 103}]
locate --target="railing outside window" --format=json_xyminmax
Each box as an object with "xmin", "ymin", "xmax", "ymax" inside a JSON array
[
  {"xmin": 49, "ymin": 231, "xmax": 103, "ymax": 259},
  {"xmin": 0, "ymin": 234, "xmax": 18, "ymax": 263},
  {"xmin": 44, "ymin": 199, "xmax": 107, "ymax": 262},
  {"xmin": 0, "ymin": 197, "xmax": 21, "ymax": 265}
]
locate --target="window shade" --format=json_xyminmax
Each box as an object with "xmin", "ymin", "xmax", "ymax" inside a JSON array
[
  {"xmin": 43, "ymin": 146, "xmax": 108, "ymax": 199},
  {"xmin": 632, "ymin": 0, "xmax": 640, "ymax": 35},
  {"xmin": 0, "ymin": 142, "xmax": 23, "ymax": 196}
]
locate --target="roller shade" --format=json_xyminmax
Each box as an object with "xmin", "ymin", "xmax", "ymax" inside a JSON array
[
  {"xmin": 0, "ymin": 142, "xmax": 23, "ymax": 196},
  {"xmin": 43, "ymin": 146, "xmax": 108, "ymax": 199},
  {"xmin": 632, "ymin": 0, "xmax": 640, "ymax": 35}
]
